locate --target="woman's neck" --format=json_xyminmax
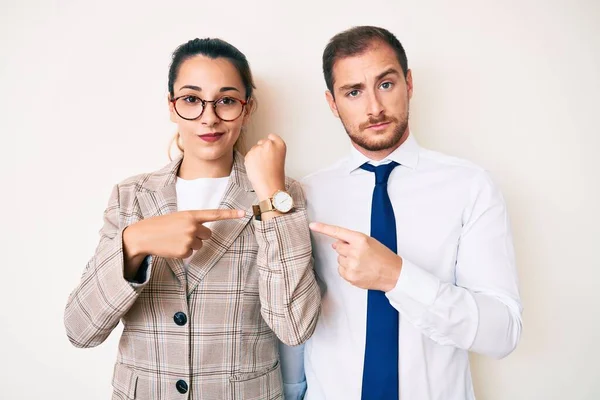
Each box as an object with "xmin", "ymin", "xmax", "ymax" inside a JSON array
[{"xmin": 178, "ymin": 151, "xmax": 234, "ymax": 179}]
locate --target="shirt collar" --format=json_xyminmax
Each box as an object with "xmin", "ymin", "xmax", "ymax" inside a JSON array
[{"xmin": 345, "ymin": 132, "xmax": 420, "ymax": 174}]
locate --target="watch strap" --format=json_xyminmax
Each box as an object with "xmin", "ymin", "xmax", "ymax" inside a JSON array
[{"xmin": 258, "ymin": 198, "xmax": 275, "ymax": 214}]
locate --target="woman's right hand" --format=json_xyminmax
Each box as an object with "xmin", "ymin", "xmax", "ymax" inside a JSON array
[{"xmin": 122, "ymin": 209, "xmax": 245, "ymax": 279}]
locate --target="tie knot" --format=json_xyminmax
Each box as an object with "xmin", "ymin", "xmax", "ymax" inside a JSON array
[{"xmin": 360, "ymin": 161, "xmax": 399, "ymax": 185}]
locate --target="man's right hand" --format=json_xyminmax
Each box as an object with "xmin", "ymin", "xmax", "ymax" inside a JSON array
[{"xmin": 122, "ymin": 209, "xmax": 246, "ymax": 279}]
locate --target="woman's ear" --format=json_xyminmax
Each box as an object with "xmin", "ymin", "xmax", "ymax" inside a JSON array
[
  {"xmin": 242, "ymin": 97, "xmax": 255, "ymax": 123},
  {"xmin": 168, "ymin": 95, "xmax": 177, "ymax": 123}
]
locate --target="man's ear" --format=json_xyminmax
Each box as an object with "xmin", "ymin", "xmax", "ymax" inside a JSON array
[{"xmin": 325, "ymin": 90, "xmax": 340, "ymax": 118}]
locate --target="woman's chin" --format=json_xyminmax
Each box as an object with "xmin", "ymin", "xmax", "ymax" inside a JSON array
[{"xmin": 189, "ymin": 143, "xmax": 234, "ymax": 162}]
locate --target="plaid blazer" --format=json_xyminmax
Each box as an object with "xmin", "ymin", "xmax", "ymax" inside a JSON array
[{"xmin": 64, "ymin": 152, "xmax": 321, "ymax": 399}]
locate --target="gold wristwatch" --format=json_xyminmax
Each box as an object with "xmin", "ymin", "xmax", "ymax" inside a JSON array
[{"xmin": 252, "ymin": 190, "xmax": 294, "ymax": 220}]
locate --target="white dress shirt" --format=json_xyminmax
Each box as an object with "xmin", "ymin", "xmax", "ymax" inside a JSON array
[
  {"xmin": 294, "ymin": 134, "xmax": 522, "ymax": 400},
  {"xmin": 176, "ymin": 175, "xmax": 229, "ymax": 267}
]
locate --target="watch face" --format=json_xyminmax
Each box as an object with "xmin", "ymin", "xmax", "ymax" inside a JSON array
[{"xmin": 272, "ymin": 191, "xmax": 294, "ymax": 213}]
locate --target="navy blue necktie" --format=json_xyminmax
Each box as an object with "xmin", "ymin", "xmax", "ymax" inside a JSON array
[{"xmin": 360, "ymin": 161, "xmax": 400, "ymax": 400}]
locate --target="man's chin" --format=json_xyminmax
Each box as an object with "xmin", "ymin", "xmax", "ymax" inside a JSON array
[{"xmin": 350, "ymin": 135, "xmax": 402, "ymax": 153}]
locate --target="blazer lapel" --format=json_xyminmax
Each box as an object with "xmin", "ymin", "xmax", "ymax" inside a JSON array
[
  {"xmin": 186, "ymin": 151, "xmax": 256, "ymax": 296},
  {"xmin": 135, "ymin": 156, "xmax": 187, "ymax": 286}
]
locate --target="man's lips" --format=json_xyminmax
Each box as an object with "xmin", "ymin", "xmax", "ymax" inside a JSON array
[{"xmin": 365, "ymin": 121, "xmax": 391, "ymax": 130}]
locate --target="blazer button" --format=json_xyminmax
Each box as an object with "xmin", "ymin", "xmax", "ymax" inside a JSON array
[
  {"xmin": 176, "ymin": 379, "xmax": 188, "ymax": 394},
  {"xmin": 173, "ymin": 312, "xmax": 187, "ymax": 326}
]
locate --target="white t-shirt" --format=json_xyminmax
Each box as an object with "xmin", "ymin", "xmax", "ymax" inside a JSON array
[{"xmin": 175, "ymin": 175, "xmax": 230, "ymax": 268}]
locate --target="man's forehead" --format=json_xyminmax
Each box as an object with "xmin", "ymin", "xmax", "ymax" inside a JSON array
[{"xmin": 332, "ymin": 43, "xmax": 400, "ymax": 87}]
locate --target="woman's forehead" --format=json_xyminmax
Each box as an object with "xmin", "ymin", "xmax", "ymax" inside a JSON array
[{"xmin": 175, "ymin": 55, "xmax": 244, "ymax": 93}]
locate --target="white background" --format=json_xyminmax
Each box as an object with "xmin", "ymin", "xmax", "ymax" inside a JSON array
[{"xmin": 1, "ymin": 0, "xmax": 598, "ymax": 398}]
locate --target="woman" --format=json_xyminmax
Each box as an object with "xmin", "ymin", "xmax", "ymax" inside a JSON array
[{"xmin": 64, "ymin": 38, "xmax": 320, "ymax": 399}]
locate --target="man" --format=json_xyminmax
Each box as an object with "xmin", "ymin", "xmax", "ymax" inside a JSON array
[{"xmin": 281, "ymin": 25, "xmax": 522, "ymax": 400}]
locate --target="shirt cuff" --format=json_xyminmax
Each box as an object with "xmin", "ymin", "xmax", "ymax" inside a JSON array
[
  {"xmin": 386, "ymin": 258, "xmax": 441, "ymax": 306},
  {"xmin": 127, "ymin": 255, "xmax": 152, "ymax": 288},
  {"xmin": 283, "ymin": 380, "xmax": 307, "ymax": 400}
]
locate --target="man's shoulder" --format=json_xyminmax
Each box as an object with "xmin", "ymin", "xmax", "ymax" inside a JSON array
[
  {"xmin": 418, "ymin": 147, "xmax": 500, "ymax": 195},
  {"xmin": 419, "ymin": 147, "xmax": 485, "ymax": 174}
]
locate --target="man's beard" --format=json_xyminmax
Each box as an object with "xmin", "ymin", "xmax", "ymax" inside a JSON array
[{"xmin": 342, "ymin": 110, "xmax": 409, "ymax": 152}]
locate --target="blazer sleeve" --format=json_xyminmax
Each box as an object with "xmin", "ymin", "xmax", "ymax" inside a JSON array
[
  {"xmin": 64, "ymin": 184, "xmax": 153, "ymax": 348},
  {"xmin": 253, "ymin": 180, "xmax": 321, "ymax": 346}
]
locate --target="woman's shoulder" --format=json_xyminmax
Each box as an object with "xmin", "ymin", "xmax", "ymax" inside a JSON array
[
  {"xmin": 115, "ymin": 172, "xmax": 153, "ymax": 193},
  {"xmin": 109, "ymin": 157, "xmax": 182, "ymax": 209},
  {"xmin": 115, "ymin": 157, "xmax": 182, "ymax": 193}
]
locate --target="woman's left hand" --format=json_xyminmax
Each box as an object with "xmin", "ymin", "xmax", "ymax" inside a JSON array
[{"xmin": 245, "ymin": 134, "xmax": 287, "ymax": 200}]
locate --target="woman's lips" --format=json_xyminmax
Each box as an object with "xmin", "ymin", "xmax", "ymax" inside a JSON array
[{"xmin": 198, "ymin": 132, "xmax": 225, "ymax": 142}]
